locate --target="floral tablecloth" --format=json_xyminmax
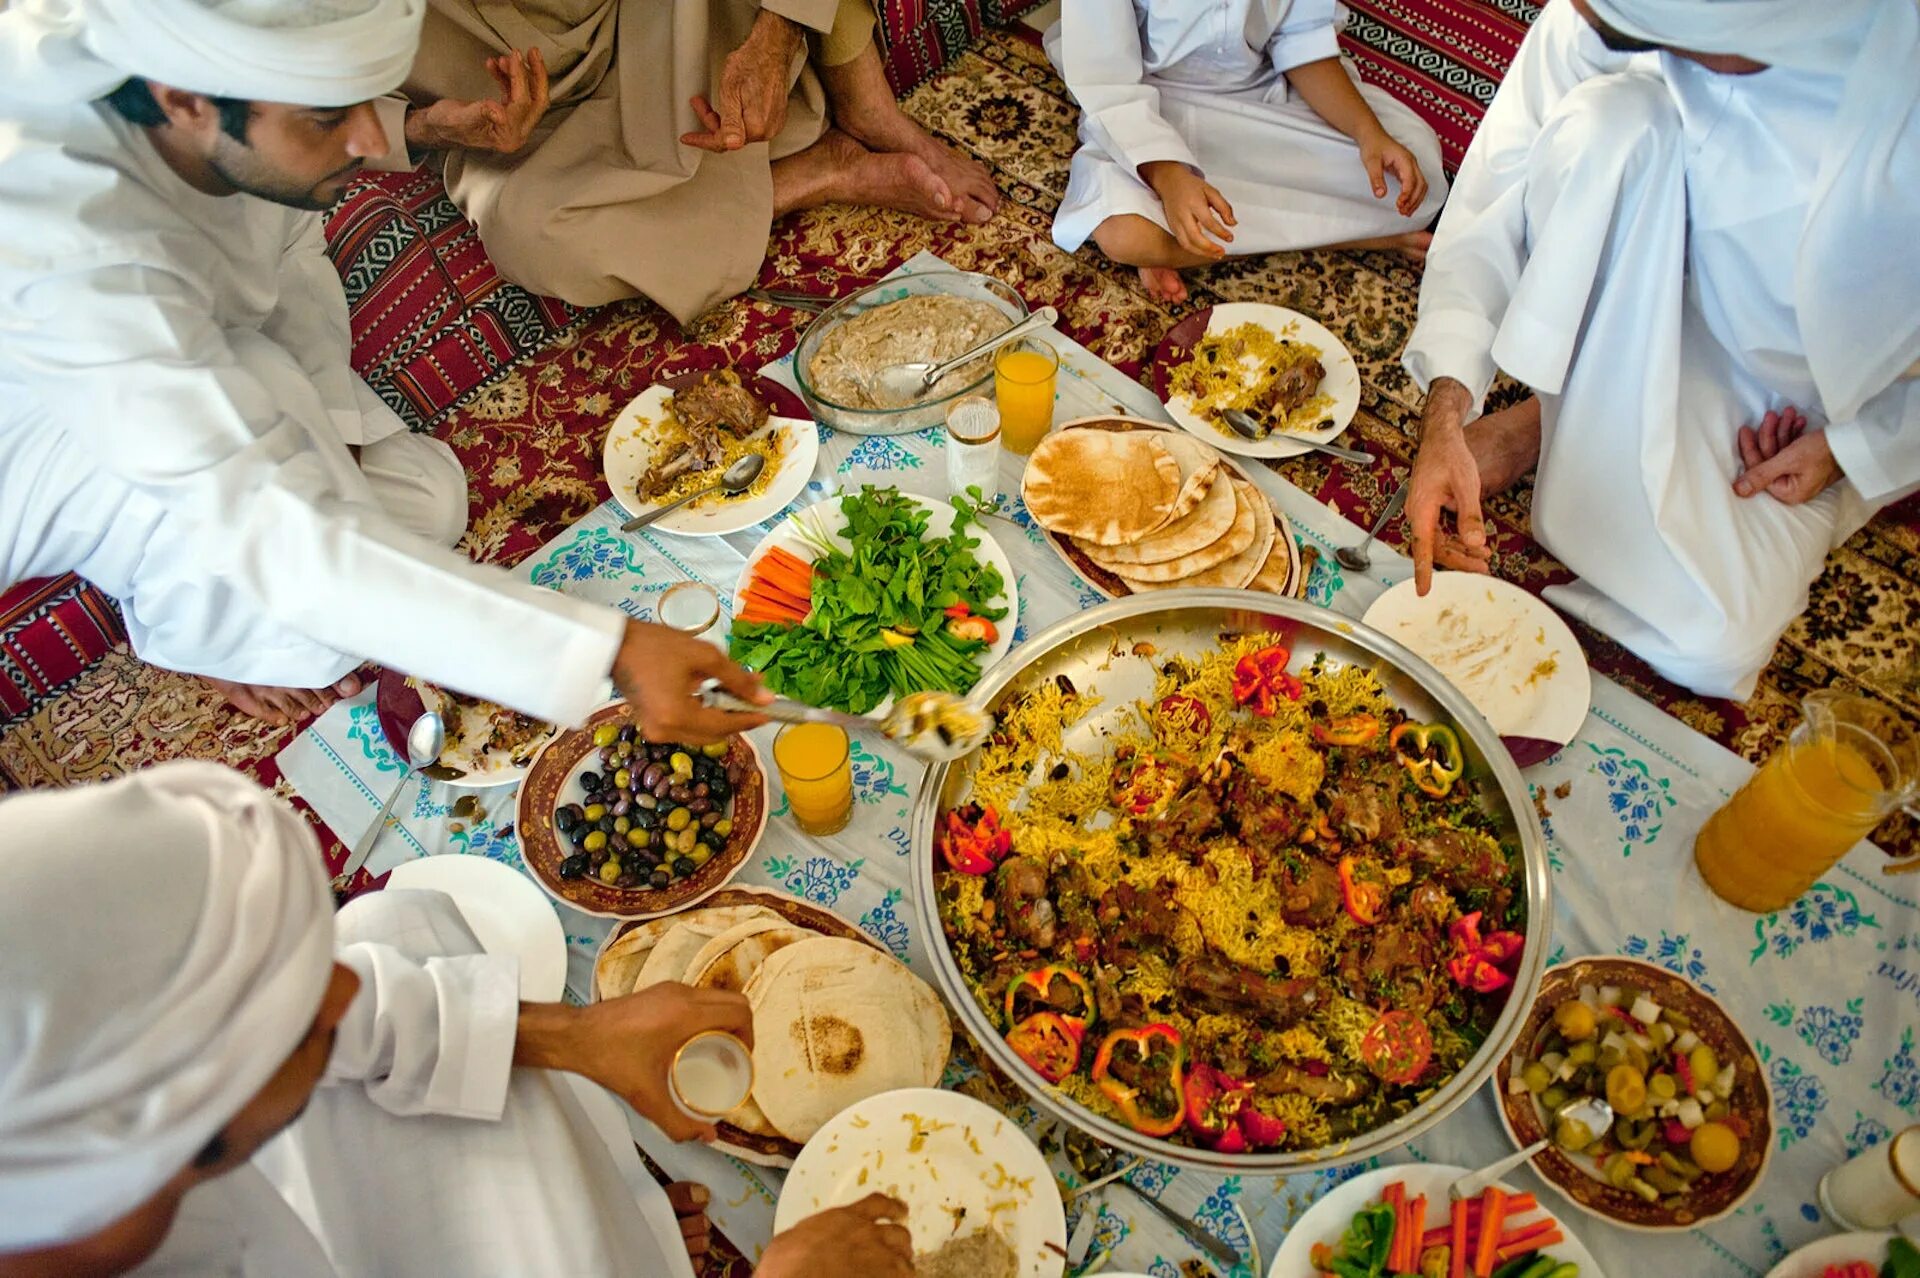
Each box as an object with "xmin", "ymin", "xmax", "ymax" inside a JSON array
[{"xmin": 280, "ymin": 255, "xmax": 1917, "ymax": 1278}]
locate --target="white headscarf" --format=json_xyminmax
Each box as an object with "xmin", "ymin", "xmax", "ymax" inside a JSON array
[
  {"xmin": 0, "ymin": 762, "xmax": 335, "ymax": 1252},
  {"xmin": 1587, "ymin": 0, "xmax": 1920, "ymax": 423},
  {"xmin": 0, "ymin": 0, "xmax": 427, "ymax": 109}
]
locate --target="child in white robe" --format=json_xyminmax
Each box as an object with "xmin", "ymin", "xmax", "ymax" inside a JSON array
[{"xmin": 1047, "ymin": 0, "xmax": 1449, "ymax": 301}]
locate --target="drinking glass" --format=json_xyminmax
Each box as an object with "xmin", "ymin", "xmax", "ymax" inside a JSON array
[
  {"xmin": 1818, "ymin": 1125, "xmax": 1920, "ymax": 1230},
  {"xmin": 772, "ymin": 722, "xmax": 853, "ymax": 836},
  {"xmin": 994, "ymin": 339, "xmax": 1059, "ymax": 456},
  {"xmin": 670, "ymin": 1030, "xmax": 754, "ymax": 1119},
  {"xmin": 658, "ymin": 580, "xmax": 720, "ymax": 636},
  {"xmin": 945, "ymin": 395, "xmax": 1002, "ymax": 505},
  {"xmin": 1694, "ymin": 691, "xmax": 1919, "ymax": 913}
]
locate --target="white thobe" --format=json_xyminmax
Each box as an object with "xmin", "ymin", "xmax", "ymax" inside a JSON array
[
  {"xmin": 1045, "ymin": 0, "xmax": 1448, "ymax": 255},
  {"xmin": 1403, "ymin": 0, "xmax": 1920, "ymax": 699},
  {"xmin": 0, "ymin": 98, "xmax": 623, "ymax": 724},
  {"xmin": 133, "ymin": 889, "xmax": 691, "ymax": 1278}
]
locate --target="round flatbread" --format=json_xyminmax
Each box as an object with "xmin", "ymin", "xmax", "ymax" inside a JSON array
[
  {"xmin": 1073, "ymin": 465, "xmax": 1237, "ymax": 567},
  {"xmin": 595, "ymin": 904, "xmax": 783, "ymax": 999},
  {"xmin": 689, "ymin": 923, "xmax": 816, "ymax": 995},
  {"xmin": 1143, "ymin": 433, "xmax": 1223, "ymax": 530},
  {"xmin": 1120, "ymin": 478, "xmax": 1275, "ymax": 592},
  {"xmin": 745, "ymin": 937, "xmax": 950, "ymax": 1143},
  {"xmin": 1022, "ymin": 431, "xmax": 1181, "ymax": 546},
  {"xmin": 1097, "ymin": 473, "xmax": 1257, "ymax": 582},
  {"xmin": 1251, "ymin": 526, "xmax": 1295, "ymax": 596}
]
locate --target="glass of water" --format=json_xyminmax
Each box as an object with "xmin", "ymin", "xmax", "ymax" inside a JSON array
[
  {"xmin": 658, "ymin": 580, "xmax": 720, "ymax": 636},
  {"xmin": 945, "ymin": 395, "xmax": 1002, "ymax": 506}
]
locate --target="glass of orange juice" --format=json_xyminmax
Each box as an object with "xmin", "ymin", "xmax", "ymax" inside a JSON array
[
  {"xmin": 994, "ymin": 339, "xmax": 1059, "ymax": 455},
  {"xmin": 772, "ymin": 722, "xmax": 853, "ymax": 836},
  {"xmin": 1694, "ymin": 691, "xmax": 1918, "ymax": 912}
]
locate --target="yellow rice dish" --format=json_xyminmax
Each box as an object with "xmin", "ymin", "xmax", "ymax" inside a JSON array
[{"xmin": 1168, "ymin": 322, "xmax": 1335, "ymax": 437}]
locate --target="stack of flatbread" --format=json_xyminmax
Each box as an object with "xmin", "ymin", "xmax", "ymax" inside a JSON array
[
  {"xmin": 595, "ymin": 897, "xmax": 950, "ymax": 1153},
  {"xmin": 1022, "ymin": 425, "xmax": 1297, "ymax": 594}
]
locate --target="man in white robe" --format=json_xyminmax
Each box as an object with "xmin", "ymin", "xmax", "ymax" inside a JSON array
[
  {"xmin": 1047, "ymin": 0, "xmax": 1449, "ymax": 303},
  {"xmin": 0, "ymin": 762, "xmax": 916, "ymax": 1278},
  {"xmin": 0, "ymin": 0, "xmax": 769, "ymax": 736},
  {"xmin": 1402, "ymin": 0, "xmax": 1919, "ymax": 698}
]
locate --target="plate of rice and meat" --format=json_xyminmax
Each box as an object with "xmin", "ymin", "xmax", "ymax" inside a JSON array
[
  {"xmin": 377, "ymin": 671, "xmax": 559, "ymax": 788},
  {"xmin": 1152, "ymin": 303, "xmax": 1361, "ymax": 460},
  {"xmin": 911, "ymin": 591, "xmax": 1550, "ymax": 1173},
  {"xmin": 603, "ymin": 368, "xmax": 818, "ymax": 536}
]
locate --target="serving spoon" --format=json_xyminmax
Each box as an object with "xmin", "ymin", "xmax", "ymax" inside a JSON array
[
  {"xmin": 1448, "ymin": 1096, "xmax": 1615, "ymax": 1203},
  {"xmin": 1222, "ymin": 407, "xmax": 1374, "ymax": 464},
  {"xmin": 867, "ymin": 305, "xmax": 1060, "ymax": 403},
  {"xmin": 622, "ymin": 453, "xmax": 764, "ymax": 533},
  {"xmin": 697, "ymin": 682, "xmax": 994, "ymax": 763}
]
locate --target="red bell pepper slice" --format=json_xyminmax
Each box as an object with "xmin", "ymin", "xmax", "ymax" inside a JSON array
[
  {"xmin": 1446, "ymin": 910, "xmax": 1524, "ymax": 993},
  {"xmin": 1091, "ymin": 1024, "xmax": 1186, "ymax": 1138},
  {"xmin": 1337, "ymin": 855, "xmax": 1388, "ymax": 926},
  {"xmin": 1003, "ymin": 964, "xmax": 1097, "ymax": 1032},
  {"xmin": 1181, "ymin": 1061, "xmax": 1289, "ymax": 1151},
  {"xmin": 1230, "ymin": 645, "xmax": 1302, "ymax": 717},
  {"xmin": 1006, "ymin": 1012, "xmax": 1084, "ymax": 1084},
  {"xmin": 937, "ymin": 802, "xmax": 1012, "ymax": 875}
]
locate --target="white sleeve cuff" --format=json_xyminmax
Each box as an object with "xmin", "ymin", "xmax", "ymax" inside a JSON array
[
  {"xmin": 1269, "ymin": 24, "xmax": 1342, "ymax": 74},
  {"xmin": 513, "ymin": 597, "xmax": 627, "ymax": 728},
  {"xmin": 1403, "ymin": 310, "xmax": 1501, "ymax": 417},
  {"xmin": 421, "ymin": 953, "xmax": 522, "ymax": 1120},
  {"xmin": 366, "ymin": 95, "xmax": 416, "ymax": 173}
]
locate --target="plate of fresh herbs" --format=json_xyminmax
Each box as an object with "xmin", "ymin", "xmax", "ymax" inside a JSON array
[{"xmin": 727, "ymin": 486, "xmax": 1016, "ymax": 716}]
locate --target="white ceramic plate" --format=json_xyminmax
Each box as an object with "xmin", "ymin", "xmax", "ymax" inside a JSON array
[
  {"xmin": 775, "ymin": 1087, "xmax": 1066, "ymax": 1278},
  {"xmin": 603, "ymin": 381, "xmax": 819, "ymax": 537},
  {"xmin": 1363, "ymin": 573, "xmax": 1592, "ymax": 748},
  {"xmin": 1160, "ymin": 303, "xmax": 1362, "ymax": 460},
  {"xmin": 731, "ymin": 491, "xmax": 1018, "ymax": 711},
  {"xmin": 386, "ymin": 854, "xmax": 568, "ymax": 1002},
  {"xmin": 1764, "ymin": 1231, "xmax": 1899, "ymax": 1278},
  {"xmin": 1268, "ymin": 1163, "xmax": 1606, "ymax": 1278}
]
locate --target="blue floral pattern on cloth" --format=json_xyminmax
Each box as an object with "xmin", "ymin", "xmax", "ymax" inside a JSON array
[
  {"xmin": 1845, "ymin": 1112, "xmax": 1893, "ymax": 1156},
  {"xmin": 761, "ymin": 853, "xmax": 861, "ymax": 906},
  {"xmin": 1304, "ymin": 547, "xmax": 1344, "ymax": 607},
  {"xmin": 1004, "ymin": 494, "xmax": 1048, "ymax": 547},
  {"xmin": 527, "ymin": 526, "xmax": 639, "ymax": 588},
  {"xmin": 1800, "ymin": 1001, "xmax": 1865, "ymax": 1065},
  {"xmin": 1874, "ymin": 1027, "xmax": 1919, "ymax": 1114},
  {"xmin": 1126, "ymin": 1159, "xmax": 1181, "ymax": 1197},
  {"xmin": 1750, "ymin": 883, "xmax": 1880, "ymax": 963},
  {"xmin": 408, "ymin": 780, "xmax": 456, "ymax": 823},
  {"xmin": 837, "ymin": 436, "xmax": 923, "ymax": 473},
  {"xmin": 1586, "ymin": 743, "xmax": 1676, "ymax": 855},
  {"xmin": 857, "ymin": 888, "xmax": 912, "ymax": 958},
  {"xmin": 1767, "ymin": 1051, "xmax": 1829, "ymax": 1146},
  {"xmin": 847, "ymin": 741, "xmax": 908, "ymax": 804},
  {"xmin": 345, "ymin": 702, "xmax": 401, "ymax": 773},
  {"xmin": 1191, "ymin": 1178, "xmax": 1254, "ymax": 1271},
  {"xmin": 1621, "ymin": 931, "xmax": 1714, "ymax": 991},
  {"xmin": 449, "ymin": 819, "xmax": 526, "ymax": 871}
]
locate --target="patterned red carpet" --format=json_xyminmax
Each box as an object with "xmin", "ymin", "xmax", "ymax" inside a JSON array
[{"xmin": 2, "ymin": 28, "xmax": 1914, "ymax": 883}]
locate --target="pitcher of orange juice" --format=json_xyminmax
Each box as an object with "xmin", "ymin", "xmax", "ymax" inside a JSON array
[{"xmin": 1694, "ymin": 691, "xmax": 1918, "ymax": 912}]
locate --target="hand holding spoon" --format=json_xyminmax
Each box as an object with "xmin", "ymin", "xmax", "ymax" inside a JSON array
[{"xmin": 623, "ymin": 453, "xmax": 764, "ymax": 533}]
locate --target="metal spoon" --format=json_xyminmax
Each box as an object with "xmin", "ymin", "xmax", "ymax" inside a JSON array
[
  {"xmin": 1063, "ymin": 1133, "xmax": 1241, "ymax": 1269},
  {"xmin": 622, "ymin": 453, "xmax": 764, "ymax": 533},
  {"xmin": 1334, "ymin": 484, "xmax": 1410, "ymax": 572},
  {"xmin": 1221, "ymin": 408, "xmax": 1374, "ymax": 464},
  {"xmin": 338, "ymin": 710, "xmax": 444, "ymax": 884},
  {"xmin": 1449, "ymin": 1096, "xmax": 1615, "ymax": 1203},
  {"xmin": 868, "ymin": 305, "xmax": 1060, "ymax": 403},
  {"xmin": 698, "ymin": 682, "xmax": 993, "ymax": 763}
]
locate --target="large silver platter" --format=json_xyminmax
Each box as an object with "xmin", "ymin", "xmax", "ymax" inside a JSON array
[{"xmin": 909, "ymin": 589, "xmax": 1551, "ymax": 1173}]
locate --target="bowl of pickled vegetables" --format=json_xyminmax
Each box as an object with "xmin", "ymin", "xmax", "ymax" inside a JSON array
[{"xmin": 1495, "ymin": 956, "xmax": 1772, "ymax": 1230}]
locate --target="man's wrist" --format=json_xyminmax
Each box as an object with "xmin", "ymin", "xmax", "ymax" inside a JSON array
[
  {"xmin": 753, "ymin": 8, "xmax": 803, "ymax": 54},
  {"xmin": 403, "ymin": 105, "xmax": 439, "ymax": 152},
  {"xmin": 513, "ymin": 1001, "xmax": 587, "ymax": 1074},
  {"xmin": 1420, "ymin": 378, "xmax": 1472, "ymax": 442}
]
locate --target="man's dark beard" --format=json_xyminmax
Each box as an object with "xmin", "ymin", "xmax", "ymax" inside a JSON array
[
  {"xmin": 1589, "ymin": 15, "xmax": 1663, "ymax": 52},
  {"xmin": 207, "ymin": 146, "xmax": 361, "ymax": 212}
]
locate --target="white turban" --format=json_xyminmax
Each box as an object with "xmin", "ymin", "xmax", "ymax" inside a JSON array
[
  {"xmin": 0, "ymin": 762, "xmax": 335, "ymax": 1251},
  {"xmin": 0, "ymin": 0, "xmax": 426, "ymax": 109},
  {"xmin": 1586, "ymin": 0, "xmax": 1920, "ymax": 424}
]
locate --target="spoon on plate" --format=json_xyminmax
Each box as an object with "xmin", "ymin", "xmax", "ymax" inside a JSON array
[
  {"xmin": 1448, "ymin": 1096, "xmax": 1615, "ymax": 1203},
  {"xmin": 337, "ymin": 710, "xmax": 444, "ymax": 885},
  {"xmin": 622, "ymin": 453, "xmax": 764, "ymax": 533},
  {"xmin": 697, "ymin": 682, "xmax": 993, "ymax": 762},
  {"xmin": 1221, "ymin": 408, "xmax": 1374, "ymax": 464},
  {"xmin": 868, "ymin": 305, "xmax": 1060, "ymax": 403},
  {"xmin": 1334, "ymin": 484, "xmax": 1410, "ymax": 572}
]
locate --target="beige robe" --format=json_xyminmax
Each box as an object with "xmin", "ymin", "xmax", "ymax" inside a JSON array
[{"xmin": 387, "ymin": 0, "xmax": 841, "ymax": 324}]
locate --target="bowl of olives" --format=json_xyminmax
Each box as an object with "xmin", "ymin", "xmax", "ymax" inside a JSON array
[{"xmin": 514, "ymin": 700, "xmax": 768, "ymax": 919}]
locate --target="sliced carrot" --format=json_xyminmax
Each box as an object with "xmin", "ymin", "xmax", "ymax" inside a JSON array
[
  {"xmin": 1405, "ymin": 1196, "xmax": 1427, "ymax": 1275},
  {"xmin": 1448, "ymin": 1200, "xmax": 1467, "ymax": 1278},
  {"xmin": 1496, "ymin": 1218, "xmax": 1558, "ymax": 1248},
  {"xmin": 753, "ymin": 566, "xmax": 811, "ymax": 597},
  {"xmin": 745, "ymin": 585, "xmax": 809, "ymax": 613},
  {"xmin": 1473, "ymin": 1188, "xmax": 1506, "ymax": 1278},
  {"xmin": 1382, "ymin": 1183, "xmax": 1405, "ymax": 1271},
  {"xmin": 1494, "ymin": 1230, "xmax": 1562, "ymax": 1262}
]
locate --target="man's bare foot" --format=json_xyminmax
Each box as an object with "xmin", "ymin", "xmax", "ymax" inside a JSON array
[
  {"xmin": 1137, "ymin": 265, "xmax": 1188, "ymax": 304},
  {"xmin": 773, "ymin": 128, "xmax": 958, "ymax": 220},
  {"xmin": 1463, "ymin": 396, "xmax": 1544, "ymax": 496},
  {"xmin": 667, "ymin": 1182, "xmax": 713, "ymax": 1270},
  {"xmin": 1326, "ymin": 229, "xmax": 1434, "ymax": 261},
  {"xmin": 205, "ymin": 673, "xmax": 362, "ymax": 725},
  {"xmin": 821, "ymin": 45, "xmax": 1001, "ymax": 223}
]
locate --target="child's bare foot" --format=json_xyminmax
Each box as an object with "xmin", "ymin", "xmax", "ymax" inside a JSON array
[
  {"xmin": 667, "ymin": 1182, "xmax": 713, "ymax": 1269},
  {"xmin": 1137, "ymin": 265, "xmax": 1188, "ymax": 304},
  {"xmin": 205, "ymin": 673, "xmax": 362, "ymax": 725}
]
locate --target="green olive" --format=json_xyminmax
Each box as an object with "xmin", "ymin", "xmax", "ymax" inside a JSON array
[
  {"xmin": 702, "ymin": 741, "xmax": 729, "ymax": 758},
  {"xmin": 1649, "ymin": 1072, "xmax": 1678, "ymax": 1101},
  {"xmin": 583, "ymin": 830, "xmax": 607, "ymax": 853},
  {"xmin": 614, "ymin": 769, "xmax": 632, "ymax": 789},
  {"xmin": 1540, "ymin": 1085, "xmax": 1568, "ymax": 1114},
  {"xmin": 1690, "ymin": 1046, "xmax": 1720, "ymax": 1090},
  {"xmin": 666, "ymin": 806, "xmax": 691, "ymax": 831},
  {"xmin": 1568, "ymin": 1040, "xmax": 1598, "ymax": 1067},
  {"xmin": 713, "ymin": 818, "xmax": 733, "ymax": 837},
  {"xmin": 583, "ymin": 804, "xmax": 607, "ymax": 823},
  {"xmin": 597, "ymin": 858, "xmax": 622, "ymax": 884},
  {"xmin": 1555, "ymin": 1115, "xmax": 1596, "ymax": 1152},
  {"xmin": 592, "ymin": 724, "xmax": 619, "ymax": 748},
  {"xmin": 670, "ymin": 751, "xmax": 693, "ymax": 776},
  {"xmin": 1522, "ymin": 1063, "xmax": 1554, "ymax": 1094},
  {"xmin": 613, "ymin": 816, "xmax": 631, "ymax": 835},
  {"xmin": 626, "ymin": 828, "xmax": 651, "ymax": 849},
  {"xmin": 688, "ymin": 844, "xmax": 713, "ymax": 867}
]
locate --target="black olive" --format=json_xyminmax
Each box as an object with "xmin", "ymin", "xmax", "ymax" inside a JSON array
[
  {"xmin": 554, "ymin": 809, "xmax": 578, "ymax": 833},
  {"xmin": 687, "ymin": 798, "xmax": 713, "ymax": 817},
  {"xmin": 611, "ymin": 796, "xmax": 632, "ymax": 817},
  {"xmin": 649, "ymin": 868, "xmax": 672, "ymax": 889},
  {"xmin": 709, "ymin": 780, "xmax": 731, "ymax": 803},
  {"xmin": 650, "ymin": 744, "xmax": 672, "ymax": 761},
  {"xmin": 699, "ymin": 809, "xmax": 721, "ymax": 827},
  {"xmin": 558, "ymin": 854, "xmax": 588, "ymax": 880},
  {"xmin": 578, "ymin": 771, "xmax": 601, "ymax": 792},
  {"xmin": 569, "ymin": 827, "xmax": 590, "ymax": 849},
  {"xmin": 618, "ymin": 724, "xmax": 637, "ymax": 744},
  {"xmin": 1049, "ymin": 763, "xmax": 1070, "ymax": 781},
  {"xmin": 667, "ymin": 782, "xmax": 694, "ymax": 804},
  {"xmin": 692, "ymin": 781, "xmax": 710, "ymax": 799},
  {"xmin": 672, "ymin": 856, "xmax": 697, "ymax": 878},
  {"xmin": 616, "ymin": 871, "xmax": 640, "ymax": 889},
  {"xmin": 597, "ymin": 815, "xmax": 616, "ymax": 834},
  {"xmin": 699, "ymin": 829, "xmax": 726, "ymax": 850},
  {"xmin": 634, "ymin": 809, "xmax": 659, "ymax": 830}
]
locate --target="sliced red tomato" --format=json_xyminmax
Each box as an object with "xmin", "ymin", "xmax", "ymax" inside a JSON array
[{"xmin": 1359, "ymin": 1010, "xmax": 1434, "ymax": 1086}]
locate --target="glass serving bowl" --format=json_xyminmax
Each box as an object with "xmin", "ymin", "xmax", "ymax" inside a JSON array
[{"xmin": 792, "ymin": 271, "xmax": 1030, "ymax": 437}]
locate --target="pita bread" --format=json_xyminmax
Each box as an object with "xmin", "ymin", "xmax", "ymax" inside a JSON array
[
  {"xmin": 1073, "ymin": 466, "xmax": 1237, "ymax": 567},
  {"xmin": 1097, "ymin": 474, "xmax": 1258, "ymax": 582},
  {"xmin": 1142, "ymin": 433, "xmax": 1222, "ymax": 530},
  {"xmin": 1119, "ymin": 478, "xmax": 1276, "ymax": 591},
  {"xmin": 595, "ymin": 905, "xmax": 783, "ymax": 999},
  {"xmin": 689, "ymin": 923, "xmax": 815, "ymax": 995},
  {"xmin": 1022, "ymin": 431, "xmax": 1181, "ymax": 546},
  {"xmin": 745, "ymin": 937, "xmax": 950, "ymax": 1143},
  {"xmin": 1251, "ymin": 523, "xmax": 1296, "ymax": 596}
]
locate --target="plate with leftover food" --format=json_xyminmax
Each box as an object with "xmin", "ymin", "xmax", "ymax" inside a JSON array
[
  {"xmin": 603, "ymin": 368, "xmax": 817, "ymax": 536},
  {"xmin": 376, "ymin": 672, "xmax": 560, "ymax": 788},
  {"xmin": 1268, "ymin": 1162, "xmax": 1605, "ymax": 1278},
  {"xmin": 1151, "ymin": 303, "xmax": 1361, "ymax": 460},
  {"xmin": 1362, "ymin": 574, "xmax": 1591, "ymax": 765},
  {"xmin": 592, "ymin": 885, "xmax": 948, "ymax": 1166},
  {"xmin": 775, "ymin": 1088, "xmax": 1064, "ymax": 1278},
  {"xmin": 728, "ymin": 485, "xmax": 1016, "ymax": 717},
  {"xmin": 1764, "ymin": 1232, "xmax": 1913, "ymax": 1278},
  {"xmin": 1495, "ymin": 956, "xmax": 1772, "ymax": 1232},
  {"xmin": 386, "ymin": 854, "xmax": 568, "ymax": 1002},
  {"xmin": 1022, "ymin": 416, "xmax": 1303, "ymax": 600},
  {"xmin": 514, "ymin": 700, "xmax": 768, "ymax": 919}
]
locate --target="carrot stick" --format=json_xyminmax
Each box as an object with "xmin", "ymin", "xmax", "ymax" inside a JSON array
[
  {"xmin": 1406, "ymin": 1196, "xmax": 1427, "ymax": 1274},
  {"xmin": 1496, "ymin": 1218, "xmax": 1558, "ymax": 1247},
  {"xmin": 1448, "ymin": 1200, "xmax": 1468, "ymax": 1278},
  {"xmin": 1494, "ymin": 1230, "xmax": 1563, "ymax": 1262},
  {"xmin": 1383, "ymin": 1183, "xmax": 1405, "ymax": 1270},
  {"xmin": 1473, "ymin": 1188, "xmax": 1507, "ymax": 1278}
]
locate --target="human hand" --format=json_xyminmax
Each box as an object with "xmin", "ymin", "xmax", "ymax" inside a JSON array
[
  {"xmin": 562, "ymin": 982, "xmax": 754, "ymax": 1142},
  {"xmin": 1407, "ymin": 379, "xmax": 1491, "ymax": 594},
  {"xmin": 405, "ymin": 47, "xmax": 550, "ymax": 154},
  {"xmin": 681, "ymin": 9, "xmax": 800, "ymax": 152},
  {"xmin": 611, "ymin": 621, "xmax": 770, "ymax": 746},
  {"xmin": 1141, "ymin": 161, "xmax": 1235, "ymax": 260},
  {"xmin": 1733, "ymin": 407, "xmax": 1840, "ymax": 505},
  {"xmin": 1359, "ymin": 129, "xmax": 1428, "ymax": 217},
  {"xmin": 757, "ymin": 1195, "xmax": 915, "ymax": 1278}
]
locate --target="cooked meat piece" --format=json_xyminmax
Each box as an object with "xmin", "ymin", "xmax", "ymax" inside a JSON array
[
  {"xmin": 1338, "ymin": 921, "xmax": 1442, "ymax": 1014},
  {"xmin": 1175, "ymin": 954, "xmax": 1323, "ymax": 1027},
  {"xmin": 1141, "ymin": 784, "xmax": 1224, "ymax": 860},
  {"xmin": 671, "ymin": 369, "xmax": 768, "ymax": 436},
  {"xmin": 1407, "ymin": 881, "xmax": 1456, "ymax": 932},
  {"xmin": 994, "ymin": 857, "xmax": 1057, "ymax": 951},
  {"xmin": 637, "ymin": 425, "xmax": 729, "ymax": 498},
  {"xmin": 1223, "ymin": 773, "xmax": 1308, "ymax": 849},
  {"xmin": 1097, "ymin": 882, "xmax": 1181, "ymax": 967},
  {"xmin": 1254, "ymin": 1062, "xmax": 1375, "ymax": 1107},
  {"xmin": 1091, "ymin": 965, "xmax": 1125, "ymax": 1024},
  {"xmin": 1277, "ymin": 856, "xmax": 1343, "ymax": 927},
  {"xmin": 1325, "ymin": 780, "xmax": 1402, "ymax": 844},
  {"xmin": 1051, "ymin": 859, "xmax": 1101, "ymax": 956},
  {"xmin": 1257, "ymin": 358, "xmax": 1326, "ymax": 417},
  {"xmin": 1407, "ymin": 830, "xmax": 1510, "ymax": 894}
]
